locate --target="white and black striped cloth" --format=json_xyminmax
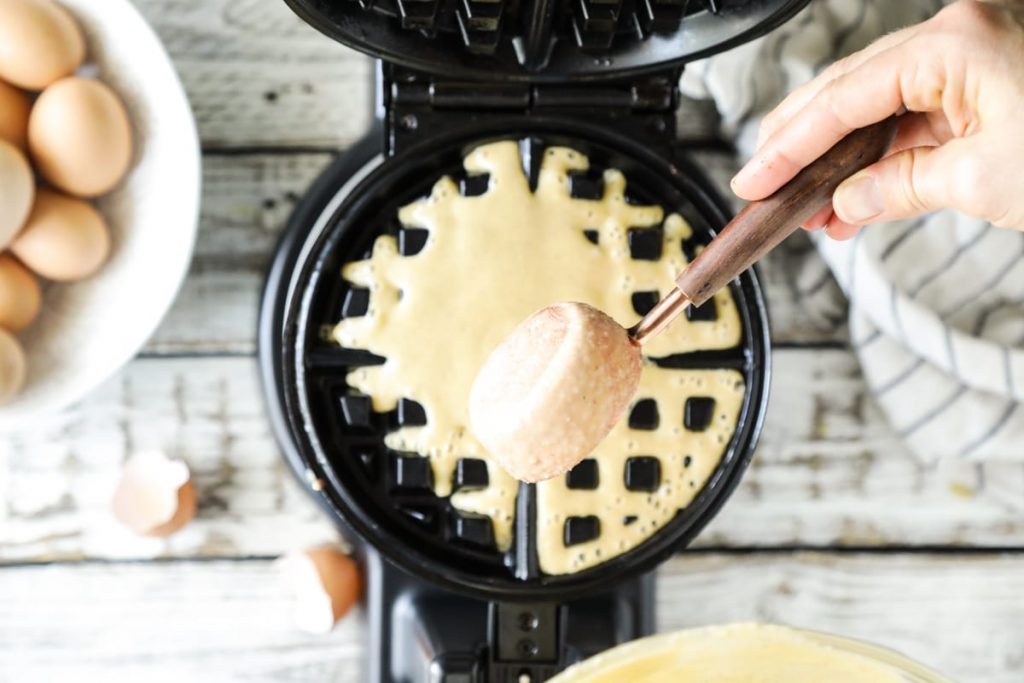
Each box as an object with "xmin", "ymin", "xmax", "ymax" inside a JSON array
[{"xmin": 682, "ymin": 0, "xmax": 1024, "ymax": 461}]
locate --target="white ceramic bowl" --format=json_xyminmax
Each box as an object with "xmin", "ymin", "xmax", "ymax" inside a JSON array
[{"xmin": 0, "ymin": 0, "xmax": 200, "ymax": 430}]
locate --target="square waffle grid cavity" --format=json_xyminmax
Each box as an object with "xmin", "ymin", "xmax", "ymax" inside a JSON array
[
  {"xmin": 304, "ymin": 137, "xmax": 751, "ymax": 582},
  {"xmin": 352, "ymin": 0, "xmax": 730, "ymax": 56}
]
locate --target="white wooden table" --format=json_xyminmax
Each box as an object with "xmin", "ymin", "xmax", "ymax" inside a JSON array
[{"xmin": 2, "ymin": 2, "xmax": 1022, "ymax": 681}]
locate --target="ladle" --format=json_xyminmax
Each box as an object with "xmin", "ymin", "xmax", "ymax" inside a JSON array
[{"xmin": 470, "ymin": 117, "xmax": 900, "ymax": 482}]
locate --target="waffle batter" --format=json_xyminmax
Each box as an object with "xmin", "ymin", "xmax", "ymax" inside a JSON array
[
  {"xmin": 549, "ymin": 624, "xmax": 908, "ymax": 682},
  {"xmin": 334, "ymin": 141, "xmax": 743, "ymax": 566},
  {"xmin": 535, "ymin": 366, "xmax": 744, "ymax": 573}
]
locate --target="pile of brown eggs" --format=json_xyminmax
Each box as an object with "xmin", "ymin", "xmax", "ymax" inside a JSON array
[{"xmin": 0, "ymin": 0, "xmax": 134, "ymax": 404}]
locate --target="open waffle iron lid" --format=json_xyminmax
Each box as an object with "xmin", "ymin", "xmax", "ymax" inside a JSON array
[{"xmin": 283, "ymin": 0, "xmax": 809, "ymax": 81}]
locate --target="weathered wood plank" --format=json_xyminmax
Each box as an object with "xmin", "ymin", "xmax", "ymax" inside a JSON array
[
  {"xmin": 146, "ymin": 152, "xmax": 339, "ymax": 353},
  {"xmin": 143, "ymin": 151, "xmax": 844, "ymax": 354},
  {"xmin": 0, "ymin": 559, "xmax": 365, "ymax": 683},
  {"xmin": 0, "ymin": 355, "xmax": 336, "ymax": 563},
  {"xmin": 132, "ymin": 0, "xmax": 374, "ymax": 148},
  {"xmin": 1, "ymin": 552, "xmax": 1018, "ymax": 682},
  {"xmin": 703, "ymin": 347, "xmax": 1024, "ymax": 547},
  {"xmin": 656, "ymin": 552, "xmax": 1024, "ymax": 683},
  {"xmin": 3, "ymin": 349, "xmax": 1020, "ymax": 563}
]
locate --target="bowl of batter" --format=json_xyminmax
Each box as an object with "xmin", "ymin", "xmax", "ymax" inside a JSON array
[{"xmin": 549, "ymin": 623, "xmax": 953, "ymax": 683}]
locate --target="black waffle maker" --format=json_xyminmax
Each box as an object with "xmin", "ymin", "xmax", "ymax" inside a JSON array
[{"xmin": 259, "ymin": 1, "xmax": 805, "ymax": 680}]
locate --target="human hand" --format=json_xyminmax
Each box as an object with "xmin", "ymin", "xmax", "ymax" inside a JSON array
[{"xmin": 730, "ymin": 0, "xmax": 1024, "ymax": 239}]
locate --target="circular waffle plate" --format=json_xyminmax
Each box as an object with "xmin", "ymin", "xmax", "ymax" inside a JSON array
[{"xmin": 260, "ymin": 118, "xmax": 770, "ymax": 601}]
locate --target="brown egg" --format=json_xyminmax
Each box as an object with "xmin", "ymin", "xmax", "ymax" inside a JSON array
[
  {"xmin": 0, "ymin": 140, "xmax": 34, "ymax": 249},
  {"xmin": 0, "ymin": 0, "xmax": 85, "ymax": 90},
  {"xmin": 0, "ymin": 254, "xmax": 41, "ymax": 332},
  {"xmin": 10, "ymin": 189, "xmax": 110, "ymax": 282},
  {"xmin": 0, "ymin": 327, "xmax": 26, "ymax": 405},
  {"xmin": 0, "ymin": 79, "xmax": 30, "ymax": 150},
  {"xmin": 29, "ymin": 77, "xmax": 133, "ymax": 197}
]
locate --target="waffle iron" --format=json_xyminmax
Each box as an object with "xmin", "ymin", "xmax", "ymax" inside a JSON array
[{"xmin": 259, "ymin": 1, "xmax": 805, "ymax": 680}]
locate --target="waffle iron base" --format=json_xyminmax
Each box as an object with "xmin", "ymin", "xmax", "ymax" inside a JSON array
[
  {"xmin": 259, "ymin": 118, "xmax": 771, "ymax": 681},
  {"xmin": 367, "ymin": 549, "xmax": 654, "ymax": 682},
  {"xmin": 258, "ymin": 127, "xmax": 658, "ymax": 682}
]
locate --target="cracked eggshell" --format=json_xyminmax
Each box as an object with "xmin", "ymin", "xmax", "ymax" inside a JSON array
[
  {"xmin": 277, "ymin": 545, "xmax": 361, "ymax": 634},
  {"xmin": 111, "ymin": 451, "xmax": 196, "ymax": 537}
]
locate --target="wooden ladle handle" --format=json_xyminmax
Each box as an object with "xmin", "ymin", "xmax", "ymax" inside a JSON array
[{"xmin": 676, "ymin": 116, "xmax": 900, "ymax": 307}]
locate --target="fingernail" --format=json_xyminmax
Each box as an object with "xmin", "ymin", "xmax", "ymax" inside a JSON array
[{"xmin": 835, "ymin": 173, "xmax": 884, "ymax": 223}]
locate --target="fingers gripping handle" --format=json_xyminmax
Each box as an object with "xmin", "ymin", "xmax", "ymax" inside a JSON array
[{"xmin": 676, "ymin": 116, "xmax": 900, "ymax": 307}]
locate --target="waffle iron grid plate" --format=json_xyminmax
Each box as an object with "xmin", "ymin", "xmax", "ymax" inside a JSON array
[{"xmin": 271, "ymin": 119, "xmax": 771, "ymax": 601}]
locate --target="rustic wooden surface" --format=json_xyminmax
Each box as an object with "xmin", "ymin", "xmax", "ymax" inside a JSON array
[
  {"xmin": 1, "ymin": 0, "xmax": 1021, "ymax": 681},
  {"xmin": 4, "ymin": 553, "xmax": 1023, "ymax": 683}
]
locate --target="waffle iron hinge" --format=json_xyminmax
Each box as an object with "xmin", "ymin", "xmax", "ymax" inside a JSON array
[
  {"xmin": 488, "ymin": 601, "xmax": 564, "ymax": 682},
  {"xmin": 383, "ymin": 64, "xmax": 681, "ymax": 156}
]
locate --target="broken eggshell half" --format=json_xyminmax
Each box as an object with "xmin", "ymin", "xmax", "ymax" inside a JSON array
[
  {"xmin": 276, "ymin": 545, "xmax": 361, "ymax": 634},
  {"xmin": 111, "ymin": 450, "xmax": 197, "ymax": 537}
]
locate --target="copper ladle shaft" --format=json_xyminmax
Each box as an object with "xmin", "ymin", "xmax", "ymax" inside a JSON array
[{"xmin": 627, "ymin": 287, "xmax": 690, "ymax": 345}]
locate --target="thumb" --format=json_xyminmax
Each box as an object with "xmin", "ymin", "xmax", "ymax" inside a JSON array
[{"xmin": 832, "ymin": 144, "xmax": 960, "ymax": 225}]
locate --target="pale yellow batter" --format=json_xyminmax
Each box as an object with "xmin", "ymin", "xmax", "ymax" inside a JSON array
[
  {"xmin": 549, "ymin": 624, "xmax": 911, "ymax": 683},
  {"xmin": 536, "ymin": 366, "xmax": 744, "ymax": 573},
  {"xmin": 333, "ymin": 141, "xmax": 743, "ymax": 566}
]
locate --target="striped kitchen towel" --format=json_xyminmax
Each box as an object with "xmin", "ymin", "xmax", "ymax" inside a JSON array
[{"xmin": 681, "ymin": 0, "xmax": 1024, "ymax": 461}]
